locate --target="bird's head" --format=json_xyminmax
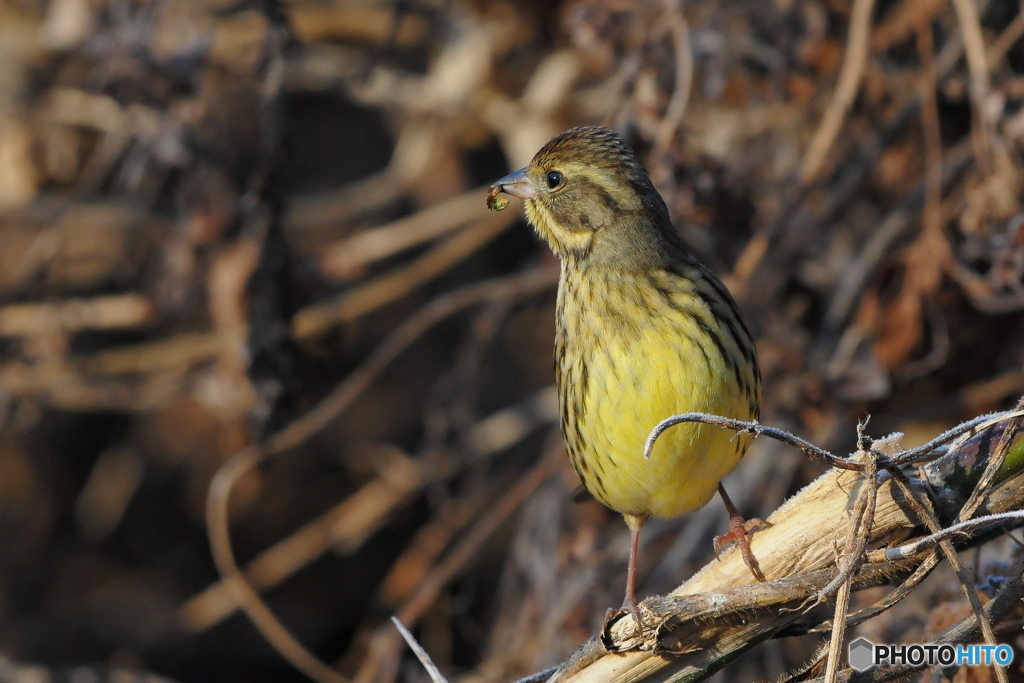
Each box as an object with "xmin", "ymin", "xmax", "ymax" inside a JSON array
[{"xmin": 489, "ymin": 126, "xmax": 680, "ymax": 267}]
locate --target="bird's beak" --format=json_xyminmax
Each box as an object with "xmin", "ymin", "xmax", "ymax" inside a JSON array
[{"xmin": 490, "ymin": 167, "xmax": 538, "ymax": 199}]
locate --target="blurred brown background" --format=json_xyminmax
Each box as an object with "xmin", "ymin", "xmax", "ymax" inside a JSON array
[{"xmin": 1, "ymin": 0, "xmax": 1023, "ymax": 681}]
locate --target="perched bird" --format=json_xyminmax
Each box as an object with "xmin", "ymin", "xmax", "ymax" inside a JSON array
[{"xmin": 487, "ymin": 126, "xmax": 766, "ymax": 618}]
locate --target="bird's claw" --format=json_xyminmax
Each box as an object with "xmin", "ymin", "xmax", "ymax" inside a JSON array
[
  {"xmin": 713, "ymin": 517, "xmax": 772, "ymax": 582},
  {"xmin": 601, "ymin": 599, "xmax": 646, "ymax": 649}
]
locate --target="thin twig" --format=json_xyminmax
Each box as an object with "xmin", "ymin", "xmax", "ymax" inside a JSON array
[
  {"xmin": 823, "ymin": 445, "xmax": 878, "ymax": 683},
  {"xmin": 987, "ymin": 6, "xmax": 1024, "ymax": 66},
  {"xmin": 884, "ymin": 409, "xmax": 1024, "ymax": 466},
  {"xmin": 295, "ymin": 210, "xmax": 519, "ymax": 338},
  {"xmin": 206, "ymin": 449, "xmax": 348, "ymax": 683},
  {"xmin": 652, "ymin": 1, "xmax": 692, "ymax": 156},
  {"xmin": 806, "ymin": 553, "xmax": 943, "ymax": 635},
  {"xmin": 317, "ymin": 188, "xmax": 495, "ymax": 278},
  {"xmin": 867, "ymin": 509, "xmax": 1024, "ymax": 561},
  {"xmin": 644, "ymin": 409, "xmax": 1024, "ymax": 471},
  {"xmin": 949, "ymin": 0, "xmax": 994, "ymax": 175},
  {"xmin": 644, "ymin": 413, "xmax": 856, "ymax": 469},
  {"xmin": 800, "ymin": 0, "xmax": 878, "ymax": 182},
  {"xmin": 0, "ymin": 294, "xmax": 154, "ymax": 336},
  {"xmin": 957, "ymin": 397, "xmax": 1024, "ymax": 522},
  {"xmin": 889, "ymin": 466, "xmax": 1004, "ymax": 683},
  {"xmin": 390, "ymin": 617, "xmax": 448, "ymax": 683}
]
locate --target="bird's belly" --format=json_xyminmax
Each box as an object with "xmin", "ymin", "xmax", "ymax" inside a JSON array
[{"xmin": 567, "ymin": 330, "xmax": 752, "ymax": 520}]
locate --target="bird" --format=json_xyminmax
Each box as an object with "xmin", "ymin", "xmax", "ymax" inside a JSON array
[{"xmin": 487, "ymin": 126, "xmax": 766, "ymax": 622}]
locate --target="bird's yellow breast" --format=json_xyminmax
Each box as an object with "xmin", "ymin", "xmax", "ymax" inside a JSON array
[{"xmin": 556, "ymin": 263, "xmax": 758, "ymax": 520}]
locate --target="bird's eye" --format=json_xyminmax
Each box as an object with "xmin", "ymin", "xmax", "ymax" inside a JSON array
[{"xmin": 546, "ymin": 170, "xmax": 564, "ymax": 189}]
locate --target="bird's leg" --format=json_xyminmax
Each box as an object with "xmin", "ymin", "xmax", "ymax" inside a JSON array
[
  {"xmin": 713, "ymin": 484, "xmax": 771, "ymax": 582},
  {"xmin": 602, "ymin": 514, "xmax": 646, "ymax": 637},
  {"xmin": 621, "ymin": 513, "xmax": 645, "ymax": 628}
]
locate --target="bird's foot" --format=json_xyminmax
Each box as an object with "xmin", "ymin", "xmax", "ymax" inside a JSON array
[
  {"xmin": 713, "ymin": 515, "xmax": 772, "ymax": 582},
  {"xmin": 601, "ymin": 598, "xmax": 645, "ymax": 648}
]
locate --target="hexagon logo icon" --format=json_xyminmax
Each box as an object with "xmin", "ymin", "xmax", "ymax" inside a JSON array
[{"xmin": 849, "ymin": 637, "xmax": 875, "ymax": 671}]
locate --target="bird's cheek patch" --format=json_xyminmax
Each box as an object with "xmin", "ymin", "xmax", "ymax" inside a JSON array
[
  {"xmin": 575, "ymin": 214, "xmax": 595, "ymax": 232},
  {"xmin": 567, "ymin": 212, "xmax": 605, "ymax": 234}
]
